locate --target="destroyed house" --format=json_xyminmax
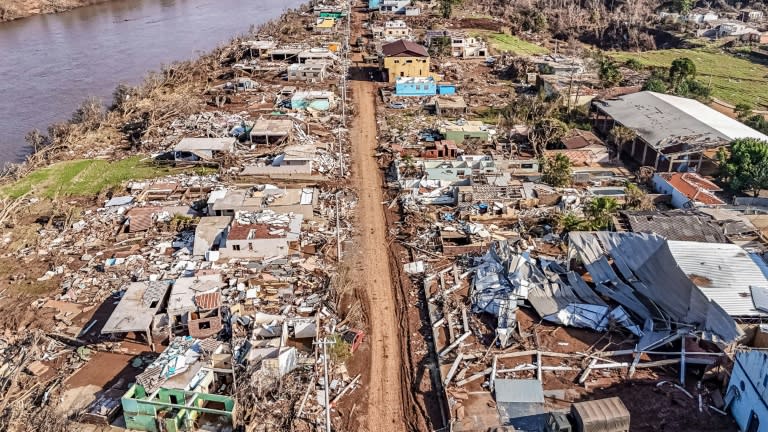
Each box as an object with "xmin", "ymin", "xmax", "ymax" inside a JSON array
[
  {"xmin": 249, "ymin": 117, "xmax": 294, "ymax": 145},
  {"xmin": 372, "ymin": 20, "xmax": 411, "ymax": 40},
  {"xmin": 192, "ymin": 216, "xmax": 231, "ymax": 258},
  {"xmin": 207, "ymin": 187, "xmax": 316, "ymax": 221},
  {"xmin": 434, "ymin": 95, "xmax": 467, "ymax": 117},
  {"xmin": 298, "ymin": 48, "xmax": 337, "ymax": 64},
  {"xmin": 314, "ymin": 17, "xmax": 338, "ymax": 33},
  {"xmin": 421, "ymin": 140, "xmax": 459, "ymax": 159},
  {"xmin": 241, "ymin": 40, "xmax": 277, "ymax": 58},
  {"xmin": 450, "ymin": 35, "xmax": 488, "ymax": 58},
  {"xmin": 101, "ymin": 280, "xmax": 173, "ymax": 345},
  {"xmin": 726, "ymin": 350, "xmax": 768, "ymax": 432},
  {"xmin": 291, "ymin": 90, "xmax": 335, "ymax": 110},
  {"xmin": 122, "ymin": 337, "xmax": 235, "ymax": 432},
  {"xmin": 173, "ymin": 137, "xmax": 235, "ymax": 160},
  {"xmin": 440, "ymin": 121, "xmax": 491, "ymax": 144},
  {"xmin": 618, "ymin": 210, "xmax": 730, "ymax": 243},
  {"xmin": 219, "ymin": 210, "xmax": 303, "ymax": 258},
  {"xmin": 167, "ymin": 275, "xmax": 225, "ymax": 335},
  {"xmin": 592, "ymin": 91, "xmax": 768, "ymax": 172},
  {"xmin": 287, "ymin": 62, "xmax": 329, "ymax": 82},
  {"xmin": 241, "ymin": 144, "xmax": 315, "ymax": 176}
]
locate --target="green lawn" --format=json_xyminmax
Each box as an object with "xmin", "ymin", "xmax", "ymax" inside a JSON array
[
  {"xmin": 611, "ymin": 49, "xmax": 768, "ymax": 107},
  {"xmin": 1, "ymin": 156, "xmax": 212, "ymax": 199},
  {"xmin": 473, "ymin": 31, "xmax": 549, "ymax": 56}
]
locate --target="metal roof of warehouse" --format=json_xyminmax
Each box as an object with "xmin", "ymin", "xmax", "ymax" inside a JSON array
[
  {"xmin": 666, "ymin": 240, "xmax": 768, "ymax": 316},
  {"xmin": 593, "ymin": 91, "xmax": 768, "ymax": 149}
]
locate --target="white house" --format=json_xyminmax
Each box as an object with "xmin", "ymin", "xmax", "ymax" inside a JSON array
[
  {"xmin": 379, "ymin": 0, "xmax": 410, "ymax": 14},
  {"xmin": 651, "ymin": 172, "xmax": 725, "ymax": 209}
]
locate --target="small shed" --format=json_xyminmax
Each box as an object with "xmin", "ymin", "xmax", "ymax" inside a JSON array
[{"xmin": 571, "ymin": 397, "xmax": 630, "ymax": 432}]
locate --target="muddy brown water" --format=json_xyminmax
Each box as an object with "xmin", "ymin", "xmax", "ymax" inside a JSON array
[{"xmin": 0, "ymin": 0, "xmax": 305, "ymax": 164}]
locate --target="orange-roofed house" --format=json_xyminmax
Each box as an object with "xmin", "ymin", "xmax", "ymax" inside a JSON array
[{"xmin": 652, "ymin": 172, "xmax": 725, "ymax": 208}]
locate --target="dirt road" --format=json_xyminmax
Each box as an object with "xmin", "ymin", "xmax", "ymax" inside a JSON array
[{"xmin": 347, "ymin": 77, "xmax": 407, "ymax": 431}]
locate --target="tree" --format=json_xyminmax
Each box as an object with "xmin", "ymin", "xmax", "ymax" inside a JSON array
[
  {"xmin": 25, "ymin": 129, "xmax": 51, "ymax": 153},
  {"xmin": 541, "ymin": 153, "xmax": 572, "ymax": 187},
  {"xmin": 675, "ymin": 78, "xmax": 710, "ymax": 101},
  {"xmin": 735, "ymin": 103, "xmax": 753, "ymax": 120},
  {"xmin": 719, "ymin": 138, "xmax": 768, "ymax": 197},
  {"xmin": 673, "ymin": 0, "xmax": 694, "ymax": 15},
  {"xmin": 557, "ymin": 212, "xmax": 587, "ymax": 234},
  {"xmin": 529, "ymin": 118, "xmax": 568, "ymax": 156},
  {"xmin": 598, "ymin": 58, "xmax": 622, "ymax": 88},
  {"xmin": 609, "ymin": 125, "xmax": 636, "ymax": 162},
  {"xmin": 669, "ymin": 57, "xmax": 696, "ymax": 89},
  {"xmin": 624, "ymin": 58, "xmax": 643, "ymax": 71},
  {"xmin": 429, "ymin": 36, "xmax": 451, "ymax": 57},
  {"xmin": 440, "ymin": 0, "xmax": 461, "ymax": 18},
  {"xmin": 584, "ymin": 196, "xmax": 620, "ymax": 230},
  {"xmin": 624, "ymin": 182, "xmax": 653, "ymax": 210},
  {"xmin": 642, "ymin": 77, "xmax": 667, "ymax": 93},
  {"xmin": 745, "ymin": 114, "xmax": 768, "ymax": 135}
]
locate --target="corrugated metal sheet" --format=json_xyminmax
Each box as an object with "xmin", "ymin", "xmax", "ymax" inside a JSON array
[
  {"xmin": 667, "ymin": 241, "xmax": 768, "ymax": 317},
  {"xmin": 568, "ymin": 232, "xmax": 743, "ymax": 342},
  {"xmin": 572, "ymin": 397, "xmax": 630, "ymax": 432}
]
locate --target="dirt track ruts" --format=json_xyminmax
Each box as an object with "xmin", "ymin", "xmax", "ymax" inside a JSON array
[{"xmin": 348, "ymin": 75, "xmax": 409, "ymax": 431}]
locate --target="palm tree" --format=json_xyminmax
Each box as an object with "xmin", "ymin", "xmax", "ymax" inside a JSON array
[
  {"xmin": 558, "ymin": 212, "xmax": 586, "ymax": 234},
  {"xmin": 584, "ymin": 196, "xmax": 620, "ymax": 230}
]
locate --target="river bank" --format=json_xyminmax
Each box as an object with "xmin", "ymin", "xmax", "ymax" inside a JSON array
[
  {"xmin": 0, "ymin": 0, "xmax": 303, "ymax": 164},
  {"xmin": 0, "ymin": 1, "xmax": 307, "ymax": 182},
  {"xmin": 0, "ymin": 0, "xmax": 110, "ymax": 21}
]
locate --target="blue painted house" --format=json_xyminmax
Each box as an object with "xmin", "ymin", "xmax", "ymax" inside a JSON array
[
  {"xmin": 726, "ymin": 350, "xmax": 768, "ymax": 432},
  {"xmin": 395, "ymin": 77, "xmax": 437, "ymax": 96},
  {"xmin": 368, "ymin": 0, "xmax": 381, "ymax": 10}
]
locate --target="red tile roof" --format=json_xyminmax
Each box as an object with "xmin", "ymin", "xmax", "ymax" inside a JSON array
[
  {"xmin": 382, "ymin": 39, "xmax": 428, "ymax": 57},
  {"xmin": 126, "ymin": 207, "xmax": 161, "ymax": 232},
  {"xmin": 561, "ymin": 129, "xmax": 604, "ymax": 150},
  {"xmin": 194, "ymin": 291, "xmax": 221, "ymax": 310},
  {"xmin": 659, "ymin": 173, "xmax": 725, "ymax": 205}
]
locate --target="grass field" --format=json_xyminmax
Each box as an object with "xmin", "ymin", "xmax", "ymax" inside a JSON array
[
  {"xmin": 611, "ymin": 49, "xmax": 768, "ymax": 107},
  {"xmin": 472, "ymin": 31, "xmax": 549, "ymax": 56},
  {"xmin": 1, "ymin": 156, "xmax": 212, "ymax": 199}
]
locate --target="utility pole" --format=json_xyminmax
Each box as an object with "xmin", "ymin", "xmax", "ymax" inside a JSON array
[
  {"xmin": 335, "ymin": 191, "xmax": 342, "ymax": 261},
  {"xmin": 314, "ymin": 337, "xmax": 335, "ymax": 432}
]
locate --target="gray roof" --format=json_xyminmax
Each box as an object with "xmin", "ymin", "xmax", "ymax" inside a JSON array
[
  {"xmin": 621, "ymin": 210, "xmax": 728, "ymax": 243},
  {"xmin": 594, "ymin": 91, "xmax": 768, "ymax": 150},
  {"xmin": 102, "ymin": 281, "xmax": 172, "ymax": 334},
  {"xmin": 495, "ymin": 379, "xmax": 545, "ymax": 403}
]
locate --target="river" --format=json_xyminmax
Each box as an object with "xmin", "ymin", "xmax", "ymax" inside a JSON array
[{"xmin": 0, "ymin": 0, "xmax": 305, "ymax": 164}]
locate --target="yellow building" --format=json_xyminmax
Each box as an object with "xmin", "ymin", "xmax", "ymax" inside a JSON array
[{"xmin": 381, "ymin": 39, "xmax": 430, "ymax": 83}]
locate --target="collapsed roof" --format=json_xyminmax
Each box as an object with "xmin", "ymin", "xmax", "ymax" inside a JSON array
[{"xmin": 568, "ymin": 231, "xmax": 758, "ymax": 343}]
